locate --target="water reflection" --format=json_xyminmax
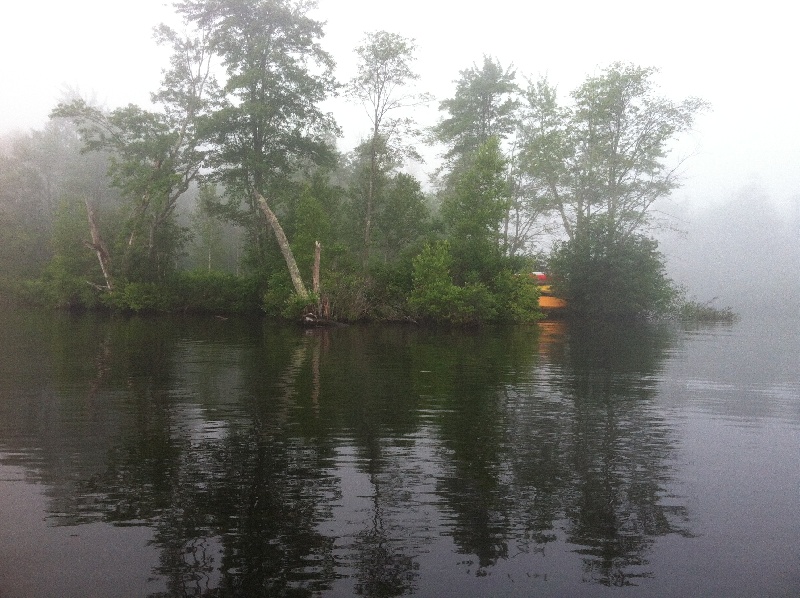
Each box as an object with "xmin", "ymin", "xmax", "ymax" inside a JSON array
[
  {"xmin": 537, "ymin": 321, "xmax": 691, "ymax": 585},
  {"xmin": 0, "ymin": 312, "xmax": 695, "ymax": 596}
]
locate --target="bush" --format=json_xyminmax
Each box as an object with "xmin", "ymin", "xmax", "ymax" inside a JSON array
[
  {"xmin": 104, "ymin": 282, "xmax": 176, "ymax": 312},
  {"xmin": 23, "ymin": 256, "xmax": 105, "ymax": 310},
  {"xmin": 492, "ymin": 270, "xmax": 543, "ymax": 323},
  {"xmin": 89, "ymin": 271, "xmax": 263, "ymax": 314},
  {"xmin": 408, "ymin": 241, "xmax": 499, "ymax": 325},
  {"xmin": 280, "ymin": 291, "xmax": 319, "ymax": 320},
  {"xmin": 262, "ymin": 271, "xmax": 295, "ymax": 317},
  {"xmin": 408, "ymin": 241, "xmax": 459, "ymax": 322},
  {"xmin": 674, "ymin": 295, "xmax": 739, "ymax": 323},
  {"xmin": 323, "ymin": 270, "xmax": 371, "ymax": 321},
  {"xmin": 172, "ymin": 270, "xmax": 262, "ymax": 314},
  {"xmin": 550, "ymin": 229, "xmax": 677, "ymax": 319}
]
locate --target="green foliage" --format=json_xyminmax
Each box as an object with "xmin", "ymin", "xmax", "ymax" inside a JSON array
[
  {"xmin": 18, "ymin": 197, "xmax": 110, "ymax": 310},
  {"xmin": 50, "ymin": 22, "xmax": 216, "ymax": 284},
  {"xmin": 262, "ymin": 270, "xmax": 296, "ymax": 317},
  {"xmin": 0, "ymin": 211, "xmax": 51, "ymax": 286},
  {"xmin": 0, "ymin": 119, "xmax": 114, "ymax": 285},
  {"xmin": 347, "ymin": 30, "xmax": 429, "ymax": 262},
  {"xmin": 287, "ymin": 182, "xmax": 333, "ymax": 275},
  {"xmin": 104, "ymin": 282, "xmax": 176, "ymax": 312},
  {"xmin": 99, "ymin": 271, "xmax": 261, "ymax": 314},
  {"xmin": 186, "ymin": 185, "xmax": 231, "ymax": 272},
  {"xmin": 322, "ymin": 270, "xmax": 371, "ymax": 322},
  {"xmin": 433, "ymin": 55, "xmax": 519, "ymax": 163},
  {"xmin": 549, "ymin": 227, "xmax": 677, "ymax": 319},
  {"xmin": 673, "ymin": 295, "xmax": 739, "ymax": 323},
  {"xmin": 18, "ymin": 257, "xmax": 104, "ymax": 310},
  {"xmin": 171, "ymin": 270, "xmax": 262, "ymax": 314},
  {"xmin": 280, "ymin": 291, "xmax": 319, "ymax": 320},
  {"xmin": 179, "ymin": 0, "xmax": 337, "ymax": 195},
  {"xmin": 50, "ymin": 101, "xmax": 195, "ymax": 282},
  {"xmin": 492, "ymin": 270, "xmax": 542, "ymax": 323},
  {"xmin": 347, "ymin": 30, "xmax": 427, "ymax": 163},
  {"xmin": 408, "ymin": 241, "xmax": 455, "ymax": 319},
  {"xmin": 519, "ymin": 63, "xmax": 708, "ymax": 242},
  {"xmin": 174, "ymin": 0, "xmax": 338, "ymax": 295},
  {"xmin": 366, "ymin": 248, "xmax": 420, "ymax": 320},
  {"xmin": 408, "ymin": 241, "xmax": 499, "ymax": 325},
  {"xmin": 441, "ymin": 137, "xmax": 510, "ymax": 284},
  {"xmin": 374, "ymin": 173, "xmax": 431, "ymax": 261}
]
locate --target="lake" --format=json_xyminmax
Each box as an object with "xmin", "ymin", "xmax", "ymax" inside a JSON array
[{"xmin": 0, "ymin": 309, "xmax": 798, "ymax": 597}]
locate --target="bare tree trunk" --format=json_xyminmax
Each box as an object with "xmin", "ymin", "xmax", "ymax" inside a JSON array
[
  {"xmin": 312, "ymin": 241, "xmax": 321, "ymax": 294},
  {"xmin": 364, "ymin": 133, "xmax": 377, "ymax": 269},
  {"xmin": 83, "ymin": 198, "xmax": 114, "ymax": 291},
  {"xmin": 312, "ymin": 241, "xmax": 321, "ymax": 313},
  {"xmin": 255, "ymin": 191, "xmax": 308, "ymax": 298}
]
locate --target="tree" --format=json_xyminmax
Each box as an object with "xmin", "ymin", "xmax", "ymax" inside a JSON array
[
  {"xmin": 506, "ymin": 78, "xmax": 566, "ymax": 256},
  {"xmin": 343, "ymin": 137, "xmax": 430, "ymax": 264},
  {"xmin": 549, "ymin": 221, "xmax": 677, "ymax": 318},
  {"xmin": 346, "ymin": 30, "xmax": 429, "ymax": 265},
  {"xmin": 432, "ymin": 56, "xmax": 519, "ymax": 168},
  {"xmin": 519, "ymin": 63, "xmax": 707, "ymax": 244},
  {"xmin": 52, "ymin": 24, "xmax": 216, "ymax": 285},
  {"xmin": 0, "ymin": 117, "xmax": 118, "ymax": 292},
  {"xmin": 517, "ymin": 64, "xmax": 707, "ymax": 318},
  {"xmin": 374, "ymin": 172, "xmax": 430, "ymax": 263},
  {"xmin": 187, "ymin": 185, "xmax": 227, "ymax": 272},
  {"xmin": 441, "ymin": 137, "xmax": 510, "ymax": 285},
  {"xmin": 432, "ymin": 57, "xmax": 531, "ymax": 258},
  {"xmin": 176, "ymin": 0, "xmax": 338, "ymax": 300}
]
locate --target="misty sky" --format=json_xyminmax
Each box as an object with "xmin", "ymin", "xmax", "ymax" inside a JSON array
[{"xmin": 3, "ymin": 0, "xmax": 798, "ymax": 209}]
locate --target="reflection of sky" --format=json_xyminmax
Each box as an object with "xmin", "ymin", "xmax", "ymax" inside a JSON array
[
  {"xmin": 657, "ymin": 318, "xmax": 800, "ymax": 424},
  {"xmin": 0, "ymin": 470, "xmax": 164, "ymax": 596},
  {"xmin": 651, "ymin": 414, "xmax": 800, "ymax": 598}
]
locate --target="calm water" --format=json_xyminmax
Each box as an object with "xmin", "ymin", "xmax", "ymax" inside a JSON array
[{"xmin": 0, "ymin": 309, "xmax": 798, "ymax": 597}]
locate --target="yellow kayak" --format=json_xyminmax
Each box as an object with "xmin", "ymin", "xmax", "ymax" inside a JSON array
[{"xmin": 532, "ymin": 273, "xmax": 567, "ymax": 310}]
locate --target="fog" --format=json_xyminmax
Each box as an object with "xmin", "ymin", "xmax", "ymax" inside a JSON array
[{"xmin": 659, "ymin": 187, "xmax": 800, "ymax": 318}]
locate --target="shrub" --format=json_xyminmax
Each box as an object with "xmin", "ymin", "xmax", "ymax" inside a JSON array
[
  {"xmin": 550, "ymin": 230, "xmax": 677, "ymax": 319},
  {"xmin": 172, "ymin": 270, "xmax": 262, "ymax": 314},
  {"xmin": 262, "ymin": 271, "xmax": 295, "ymax": 317},
  {"xmin": 408, "ymin": 241, "xmax": 499, "ymax": 325},
  {"xmin": 104, "ymin": 282, "xmax": 175, "ymax": 312},
  {"xmin": 674, "ymin": 296, "xmax": 739, "ymax": 323},
  {"xmin": 24, "ymin": 256, "xmax": 105, "ymax": 310},
  {"xmin": 492, "ymin": 270, "xmax": 543, "ymax": 323},
  {"xmin": 408, "ymin": 241, "xmax": 459, "ymax": 322}
]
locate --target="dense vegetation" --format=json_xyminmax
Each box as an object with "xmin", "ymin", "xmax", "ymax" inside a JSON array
[{"xmin": 0, "ymin": 0, "xmax": 728, "ymax": 323}]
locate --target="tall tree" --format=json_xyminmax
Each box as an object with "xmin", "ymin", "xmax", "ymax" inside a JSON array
[
  {"xmin": 441, "ymin": 137, "xmax": 510, "ymax": 284},
  {"xmin": 432, "ymin": 56, "xmax": 519, "ymax": 168},
  {"xmin": 432, "ymin": 57, "xmax": 522, "ymax": 257},
  {"xmin": 519, "ymin": 63, "xmax": 707, "ymax": 244},
  {"xmin": 504, "ymin": 78, "xmax": 566, "ymax": 256},
  {"xmin": 374, "ymin": 172, "xmax": 430, "ymax": 263},
  {"xmin": 346, "ymin": 30, "xmax": 428, "ymax": 266},
  {"xmin": 177, "ymin": 0, "xmax": 338, "ymax": 298}
]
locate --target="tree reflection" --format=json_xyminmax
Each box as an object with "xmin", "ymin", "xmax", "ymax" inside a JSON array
[
  {"xmin": 318, "ymin": 326, "xmax": 430, "ymax": 597},
  {"xmin": 520, "ymin": 320, "xmax": 690, "ymax": 585},
  {"xmin": 1, "ymin": 311, "xmax": 694, "ymax": 594},
  {"xmin": 410, "ymin": 328, "xmax": 542, "ymax": 571},
  {"xmin": 413, "ymin": 320, "xmax": 690, "ymax": 585},
  {"xmin": 350, "ymin": 443, "xmax": 417, "ymax": 597}
]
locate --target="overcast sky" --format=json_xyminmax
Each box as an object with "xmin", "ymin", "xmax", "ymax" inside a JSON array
[{"xmin": 2, "ymin": 0, "xmax": 798, "ymax": 209}]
